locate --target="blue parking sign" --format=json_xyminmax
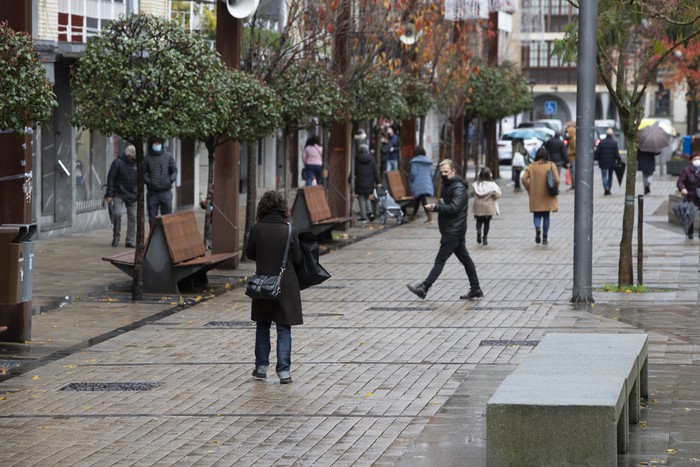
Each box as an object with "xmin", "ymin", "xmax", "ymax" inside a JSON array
[{"xmin": 544, "ymin": 101, "xmax": 557, "ymax": 115}]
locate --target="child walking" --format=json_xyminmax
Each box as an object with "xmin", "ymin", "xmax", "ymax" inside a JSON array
[{"xmin": 469, "ymin": 168, "xmax": 502, "ymax": 246}]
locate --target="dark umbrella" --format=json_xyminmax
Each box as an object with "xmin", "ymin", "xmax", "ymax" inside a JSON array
[
  {"xmin": 105, "ymin": 199, "xmax": 115, "ymax": 226},
  {"xmin": 672, "ymin": 198, "xmax": 698, "ymax": 236},
  {"xmin": 638, "ymin": 124, "xmax": 671, "ymax": 153},
  {"xmin": 614, "ymin": 159, "xmax": 626, "ymax": 186}
]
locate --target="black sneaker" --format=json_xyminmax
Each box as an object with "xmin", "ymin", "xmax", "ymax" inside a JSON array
[
  {"xmin": 535, "ymin": 230, "xmax": 541, "ymax": 244},
  {"xmin": 125, "ymin": 242, "xmax": 135, "ymax": 248},
  {"xmin": 111, "ymin": 237, "xmax": 119, "ymax": 247},
  {"xmin": 407, "ymin": 283, "xmax": 428, "ymax": 299},
  {"xmin": 460, "ymin": 288, "xmax": 484, "ymax": 300},
  {"xmin": 279, "ymin": 376, "xmax": 292, "ymax": 384},
  {"xmin": 252, "ymin": 369, "xmax": 267, "ymax": 380}
]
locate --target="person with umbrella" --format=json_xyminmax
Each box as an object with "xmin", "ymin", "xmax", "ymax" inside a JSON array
[
  {"xmin": 676, "ymin": 152, "xmax": 700, "ymax": 239},
  {"xmin": 594, "ymin": 128, "xmax": 621, "ymax": 195},
  {"xmin": 637, "ymin": 123, "xmax": 672, "ymax": 194}
]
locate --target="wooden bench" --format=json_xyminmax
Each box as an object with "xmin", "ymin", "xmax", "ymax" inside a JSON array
[
  {"xmin": 291, "ymin": 185, "xmax": 352, "ymax": 242},
  {"xmin": 487, "ymin": 333, "xmax": 648, "ymax": 466},
  {"xmin": 385, "ymin": 170, "xmax": 414, "ymax": 210},
  {"xmin": 102, "ymin": 211, "xmax": 240, "ymax": 294}
]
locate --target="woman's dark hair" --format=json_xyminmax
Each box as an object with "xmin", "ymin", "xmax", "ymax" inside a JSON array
[
  {"xmin": 535, "ymin": 146, "xmax": 551, "ymax": 161},
  {"xmin": 256, "ymin": 191, "xmax": 291, "ymax": 222},
  {"xmin": 305, "ymin": 135, "xmax": 320, "ymax": 147},
  {"xmin": 478, "ymin": 167, "xmax": 493, "ymax": 182},
  {"xmin": 413, "ymin": 145, "xmax": 426, "ymax": 157}
]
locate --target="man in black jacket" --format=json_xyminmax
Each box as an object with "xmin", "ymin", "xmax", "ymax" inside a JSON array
[
  {"xmin": 594, "ymin": 128, "xmax": 621, "ymax": 195},
  {"xmin": 105, "ymin": 145, "xmax": 138, "ymax": 247},
  {"xmin": 407, "ymin": 159, "xmax": 483, "ymax": 300},
  {"xmin": 144, "ymin": 137, "xmax": 178, "ymax": 225},
  {"xmin": 543, "ymin": 131, "xmax": 569, "ymax": 182}
]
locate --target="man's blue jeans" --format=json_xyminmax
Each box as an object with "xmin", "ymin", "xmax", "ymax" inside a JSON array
[
  {"xmin": 255, "ymin": 321, "xmax": 292, "ymax": 378},
  {"xmin": 600, "ymin": 167, "xmax": 614, "ymax": 191}
]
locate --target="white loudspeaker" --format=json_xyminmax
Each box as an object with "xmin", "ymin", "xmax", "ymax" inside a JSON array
[
  {"xmin": 400, "ymin": 23, "xmax": 422, "ymax": 45},
  {"xmin": 225, "ymin": 0, "xmax": 260, "ymax": 19}
]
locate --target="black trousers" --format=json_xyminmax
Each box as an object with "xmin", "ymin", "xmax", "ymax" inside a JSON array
[{"xmin": 425, "ymin": 234, "xmax": 480, "ymax": 290}]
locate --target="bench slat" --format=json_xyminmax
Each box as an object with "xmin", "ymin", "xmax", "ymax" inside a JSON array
[
  {"xmin": 160, "ymin": 211, "xmax": 207, "ymax": 264},
  {"xmin": 302, "ymin": 186, "xmax": 333, "ymax": 223}
]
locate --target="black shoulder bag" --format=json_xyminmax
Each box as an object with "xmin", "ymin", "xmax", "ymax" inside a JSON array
[{"xmin": 245, "ymin": 223, "xmax": 292, "ymax": 300}]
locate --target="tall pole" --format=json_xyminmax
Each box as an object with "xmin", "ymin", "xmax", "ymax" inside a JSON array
[{"xmin": 571, "ymin": 0, "xmax": 598, "ymax": 303}]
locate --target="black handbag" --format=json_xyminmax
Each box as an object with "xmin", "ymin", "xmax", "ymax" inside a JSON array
[
  {"xmin": 546, "ymin": 162, "xmax": 559, "ymax": 196},
  {"xmin": 245, "ymin": 223, "xmax": 292, "ymax": 300},
  {"xmin": 296, "ymin": 231, "xmax": 331, "ymax": 290}
]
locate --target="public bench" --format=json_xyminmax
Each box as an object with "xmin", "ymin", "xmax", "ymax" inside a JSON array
[
  {"xmin": 102, "ymin": 211, "xmax": 240, "ymax": 294},
  {"xmin": 385, "ymin": 170, "xmax": 414, "ymax": 210},
  {"xmin": 486, "ymin": 333, "xmax": 649, "ymax": 467},
  {"xmin": 291, "ymin": 185, "xmax": 352, "ymax": 242}
]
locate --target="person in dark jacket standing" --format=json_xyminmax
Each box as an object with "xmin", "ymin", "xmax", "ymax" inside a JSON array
[
  {"xmin": 105, "ymin": 145, "xmax": 138, "ymax": 247},
  {"xmin": 144, "ymin": 137, "xmax": 177, "ymax": 225},
  {"xmin": 407, "ymin": 159, "xmax": 483, "ymax": 300},
  {"xmin": 354, "ymin": 143, "xmax": 380, "ymax": 222},
  {"xmin": 543, "ymin": 131, "xmax": 569, "ymax": 182},
  {"xmin": 595, "ymin": 128, "xmax": 621, "ymax": 195},
  {"xmin": 408, "ymin": 145, "xmax": 435, "ymax": 222},
  {"xmin": 637, "ymin": 149, "xmax": 659, "ymax": 194},
  {"xmin": 245, "ymin": 191, "xmax": 303, "ymax": 384},
  {"xmin": 676, "ymin": 152, "xmax": 700, "ymax": 239}
]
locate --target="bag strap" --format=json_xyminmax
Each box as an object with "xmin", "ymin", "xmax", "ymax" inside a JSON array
[{"xmin": 279, "ymin": 223, "xmax": 292, "ymax": 274}]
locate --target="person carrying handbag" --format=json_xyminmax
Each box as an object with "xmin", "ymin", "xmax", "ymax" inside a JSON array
[
  {"xmin": 245, "ymin": 191, "xmax": 303, "ymax": 384},
  {"xmin": 522, "ymin": 147, "xmax": 560, "ymax": 245}
]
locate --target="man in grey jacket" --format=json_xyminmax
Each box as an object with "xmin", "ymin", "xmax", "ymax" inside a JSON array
[{"xmin": 144, "ymin": 137, "xmax": 177, "ymax": 225}]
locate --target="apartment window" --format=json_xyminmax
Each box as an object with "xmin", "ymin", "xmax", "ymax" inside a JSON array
[
  {"xmin": 58, "ymin": 0, "xmax": 126, "ymax": 43},
  {"xmin": 655, "ymin": 84, "xmax": 670, "ymax": 116}
]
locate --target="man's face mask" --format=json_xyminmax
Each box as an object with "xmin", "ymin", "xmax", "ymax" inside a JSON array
[{"xmin": 152, "ymin": 144, "xmax": 162, "ymax": 152}]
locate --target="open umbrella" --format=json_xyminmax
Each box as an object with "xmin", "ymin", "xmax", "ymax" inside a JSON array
[
  {"xmin": 614, "ymin": 159, "xmax": 626, "ymax": 186},
  {"xmin": 638, "ymin": 124, "xmax": 671, "ymax": 153},
  {"xmin": 672, "ymin": 198, "xmax": 698, "ymax": 237}
]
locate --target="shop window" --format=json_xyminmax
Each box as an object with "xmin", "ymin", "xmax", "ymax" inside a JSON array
[
  {"xmin": 76, "ymin": 128, "xmax": 109, "ymax": 212},
  {"xmin": 655, "ymin": 84, "xmax": 670, "ymax": 116}
]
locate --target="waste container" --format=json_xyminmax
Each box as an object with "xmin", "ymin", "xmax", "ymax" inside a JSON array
[
  {"xmin": 681, "ymin": 135, "xmax": 692, "ymax": 155},
  {"xmin": 0, "ymin": 224, "xmax": 36, "ymax": 304}
]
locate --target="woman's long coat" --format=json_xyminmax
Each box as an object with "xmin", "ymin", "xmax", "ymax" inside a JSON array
[
  {"xmin": 245, "ymin": 213, "xmax": 303, "ymax": 325},
  {"xmin": 409, "ymin": 155, "xmax": 435, "ymax": 197},
  {"xmin": 522, "ymin": 160, "xmax": 560, "ymax": 213}
]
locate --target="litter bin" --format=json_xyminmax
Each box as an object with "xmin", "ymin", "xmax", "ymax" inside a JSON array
[
  {"xmin": 681, "ymin": 135, "xmax": 692, "ymax": 155},
  {"xmin": 0, "ymin": 224, "xmax": 36, "ymax": 304}
]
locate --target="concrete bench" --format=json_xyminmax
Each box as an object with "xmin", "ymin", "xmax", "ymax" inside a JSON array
[
  {"xmin": 102, "ymin": 211, "xmax": 240, "ymax": 294},
  {"xmin": 487, "ymin": 333, "xmax": 648, "ymax": 467},
  {"xmin": 291, "ymin": 186, "xmax": 352, "ymax": 242}
]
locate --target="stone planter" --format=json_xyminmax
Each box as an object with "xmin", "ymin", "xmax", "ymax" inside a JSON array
[{"xmin": 666, "ymin": 159, "xmax": 690, "ymax": 176}]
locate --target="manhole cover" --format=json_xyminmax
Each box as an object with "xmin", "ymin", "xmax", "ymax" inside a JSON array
[
  {"xmin": 60, "ymin": 382, "xmax": 161, "ymax": 391},
  {"xmin": 479, "ymin": 340, "xmax": 540, "ymax": 347},
  {"xmin": 367, "ymin": 306, "xmax": 433, "ymax": 311},
  {"xmin": 205, "ymin": 321, "xmax": 254, "ymax": 327}
]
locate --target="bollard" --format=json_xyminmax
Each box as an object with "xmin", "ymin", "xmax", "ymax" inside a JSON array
[{"xmin": 637, "ymin": 195, "xmax": 644, "ymax": 286}]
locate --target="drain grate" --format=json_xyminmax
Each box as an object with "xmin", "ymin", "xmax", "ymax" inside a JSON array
[
  {"xmin": 480, "ymin": 340, "xmax": 540, "ymax": 347},
  {"xmin": 367, "ymin": 306, "xmax": 433, "ymax": 311},
  {"xmin": 205, "ymin": 320, "xmax": 254, "ymax": 327},
  {"xmin": 0, "ymin": 360, "xmax": 24, "ymax": 370},
  {"xmin": 60, "ymin": 382, "xmax": 161, "ymax": 391},
  {"xmin": 311, "ymin": 285, "xmax": 345, "ymax": 289}
]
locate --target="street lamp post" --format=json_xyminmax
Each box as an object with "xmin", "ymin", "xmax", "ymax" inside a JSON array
[{"xmin": 529, "ymin": 79, "xmax": 536, "ymax": 121}]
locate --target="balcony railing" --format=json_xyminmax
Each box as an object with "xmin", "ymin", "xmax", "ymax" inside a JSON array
[{"xmin": 58, "ymin": 0, "xmax": 126, "ymax": 43}]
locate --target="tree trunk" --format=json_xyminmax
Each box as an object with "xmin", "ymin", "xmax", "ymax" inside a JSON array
[
  {"xmin": 203, "ymin": 138, "xmax": 216, "ymax": 250},
  {"xmin": 484, "ymin": 119, "xmax": 499, "ymax": 179},
  {"xmin": 419, "ymin": 117, "xmax": 425, "ymax": 147},
  {"xmin": 131, "ymin": 140, "xmax": 146, "ymax": 301},
  {"xmin": 617, "ymin": 127, "xmax": 639, "ymax": 287},
  {"xmin": 242, "ymin": 139, "xmax": 257, "ymax": 256}
]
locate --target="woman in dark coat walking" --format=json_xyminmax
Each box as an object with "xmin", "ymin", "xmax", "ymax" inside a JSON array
[
  {"xmin": 594, "ymin": 128, "xmax": 621, "ymax": 195},
  {"xmin": 354, "ymin": 143, "xmax": 380, "ymax": 222},
  {"xmin": 245, "ymin": 191, "xmax": 303, "ymax": 384},
  {"xmin": 637, "ymin": 149, "xmax": 659, "ymax": 194},
  {"xmin": 677, "ymin": 152, "xmax": 700, "ymax": 239}
]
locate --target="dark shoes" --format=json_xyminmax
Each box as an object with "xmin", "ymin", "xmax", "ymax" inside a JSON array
[
  {"xmin": 482, "ymin": 236, "xmax": 488, "ymax": 246},
  {"xmin": 460, "ymin": 288, "xmax": 484, "ymax": 300},
  {"xmin": 252, "ymin": 369, "xmax": 267, "ymax": 380},
  {"xmin": 125, "ymin": 242, "xmax": 135, "ymax": 248},
  {"xmin": 688, "ymin": 233, "xmax": 694, "ymax": 240},
  {"xmin": 644, "ymin": 186, "xmax": 651, "ymax": 195},
  {"xmin": 476, "ymin": 232, "xmax": 482, "ymax": 244},
  {"xmin": 542, "ymin": 237, "xmax": 548, "ymax": 245},
  {"xmin": 279, "ymin": 376, "xmax": 292, "ymax": 384},
  {"xmin": 604, "ymin": 189, "xmax": 612, "ymax": 195},
  {"xmin": 535, "ymin": 229, "xmax": 541, "ymax": 244},
  {"xmin": 111, "ymin": 237, "xmax": 119, "ymax": 247},
  {"xmin": 407, "ymin": 283, "xmax": 429, "ymax": 299}
]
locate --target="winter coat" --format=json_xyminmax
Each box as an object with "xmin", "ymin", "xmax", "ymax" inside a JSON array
[
  {"xmin": 303, "ymin": 144, "xmax": 323, "ymax": 166},
  {"xmin": 354, "ymin": 147, "xmax": 380, "ymax": 195},
  {"xmin": 408, "ymin": 155, "xmax": 435, "ymax": 197},
  {"xmin": 677, "ymin": 164, "xmax": 700, "ymax": 208},
  {"xmin": 144, "ymin": 148, "xmax": 177, "ymax": 192},
  {"xmin": 388, "ymin": 134, "xmax": 400, "ymax": 161},
  {"xmin": 637, "ymin": 150, "xmax": 658, "ymax": 174},
  {"xmin": 544, "ymin": 137, "xmax": 568, "ymax": 169},
  {"xmin": 105, "ymin": 152, "xmax": 137, "ymax": 204},
  {"xmin": 522, "ymin": 160, "xmax": 559, "ymax": 213},
  {"xmin": 434, "ymin": 175, "xmax": 469, "ymax": 237},
  {"xmin": 379, "ymin": 140, "xmax": 390, "ymax": 170},
  {"xmin": 565, "ymin": 127, "xmax": 576, "ymax": 162},
  {"xmin": 245, "ymin": 212, "xmax": 303, "ymax": 326},
  {"xmin": 469, "ymin": 180, "xmax": 501, "ymax": 217},
  {"xmin": 595, "ymin": 137, "xmax": 621, "ymax": 169}
]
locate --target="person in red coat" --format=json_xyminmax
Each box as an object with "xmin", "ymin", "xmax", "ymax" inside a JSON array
[{"xmin": 245, "ymin": 191, "xmax": 303, "ymax": 384}]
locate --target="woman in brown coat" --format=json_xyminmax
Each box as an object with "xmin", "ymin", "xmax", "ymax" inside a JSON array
[
  {"xmin": 522, "ymin": 147, "xmax": 560, "ymax": 245},
  {"xmin": 245, "ymin": 191, "xmax": 303, "ymax": 384}
]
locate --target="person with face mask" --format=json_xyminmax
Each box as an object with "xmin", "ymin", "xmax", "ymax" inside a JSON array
[
  {"xmin": 406, "ymin": 159, "xmax": 483, "ymax": 300},
  {"xmin": 105, "ymin": 145, "xmax": 138, "ymax": 247},
  {"xmin": 144, "ymin": 137, "xmax": 177, "ymax": 225},
  {"xmin": 676, "ymin": 152, "xmax": 700, "ymax": 239}
]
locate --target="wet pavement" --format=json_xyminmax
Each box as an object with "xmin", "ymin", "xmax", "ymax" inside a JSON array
[{"xmin": 1, "ymin": 175, "xmax": 699, "ymax": 466}]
